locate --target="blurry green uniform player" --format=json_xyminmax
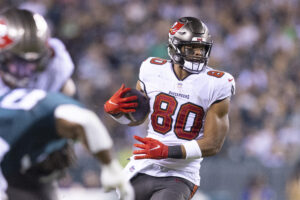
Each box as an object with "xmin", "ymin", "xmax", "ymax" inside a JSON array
[
  {"xmin": 0, "ymin": 89, "xmax": 134, "ymax": 200},
  {"xmin": 0, "ymin": 89, "xmax": 80, "ymax": 200}
]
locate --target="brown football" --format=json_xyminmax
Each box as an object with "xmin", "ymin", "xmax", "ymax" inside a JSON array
[{"xmin": 123, "ymin": 89, "xmax": 150, "ymax": 123}]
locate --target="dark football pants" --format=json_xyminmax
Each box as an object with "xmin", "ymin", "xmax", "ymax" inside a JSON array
[
  {"xmin": 130, "ymin": 173, "xmax": 198, "ymax": 200},
  {"xmin": 6, "ymin": 175, "xmax": 57, "ymax": 200},
  {"xmin": 6, "ymin": 184, "xmax": 57, "ymax": 200}
]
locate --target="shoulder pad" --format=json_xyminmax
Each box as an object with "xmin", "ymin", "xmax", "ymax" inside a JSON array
[
  {"xmin": 206, "ymin": 69, "xmax": 236, "ymax": 101},
  {"xmin": 144, "ymin": 57, "xmax": 168, "ymax": 66}
]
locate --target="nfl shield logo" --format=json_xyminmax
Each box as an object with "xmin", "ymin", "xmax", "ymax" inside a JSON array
[
  {"xmin": 177, "ymin": 83, "xmax": 183, "ymax": 88},
  {"xmin": 129, "ymin": 166, "xmax": 135, "ymax": 172}
]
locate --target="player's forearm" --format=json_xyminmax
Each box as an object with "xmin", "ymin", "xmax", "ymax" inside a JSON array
[
  {"xmin": 109, "ymin": 113, "xmax": 132, "ymax": 125},
  {"xmin": 196, "ymin": 138, "xmax": 225, "ymax": 157},
  {"xmin": 170, "ymin": 139, "xmax": 222, "ymax": 159},
  {"xmin": 196, "ymin": 124, "xmax": 228, "ymax": 157},
  {"xmin": 198, "ymin": 100, "xmax": 229, "ymax": 157},
  {"xmin": 94, "ymin": 149, "xmax": 112, "ymax": 165},
  {"xmin": 108, "ymin": 110, "xmax": 148, "ymax": 126},
  {"xmin": 167, "ymin": 139, "xmax": 222, "ymax": 159},
  {"xmin": 55, "ymin": 105, "xmax": 113, "ymax": 153}
]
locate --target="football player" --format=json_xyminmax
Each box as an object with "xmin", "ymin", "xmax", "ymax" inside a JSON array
[
  {"xmin": 0, "ymin": 8, "xmax": 76, "ymax": 199},
  {"xmin": 0, "ymin": 89, "xmax": 134, "ymax": 200},
  {"xmin": 104, "ymin": 17, "xmax": 236, "ymax": 200}
]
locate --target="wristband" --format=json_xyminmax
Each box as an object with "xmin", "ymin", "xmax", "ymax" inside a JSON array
[
  {"xmin": 183, "ymin": 140, "xmax": 202, "ymax": 159},
  {"xmin": 110, "ymin": 114, "xmax": 131, "ymax": 125},
  {"xmin": 168, "ymin": 145, "xmax": 184, "ymax": 159}
]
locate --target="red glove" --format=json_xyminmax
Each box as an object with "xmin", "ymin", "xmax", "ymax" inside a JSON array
[
  {"xmin": 133, "ymin": 135, "xmax": 168, "ymax": 160},
  {"xmin": 104, "ymin": 84, "xmax": 138, "ymax": 114}
]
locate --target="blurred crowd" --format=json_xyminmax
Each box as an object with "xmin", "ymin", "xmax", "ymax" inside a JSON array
[{"xmin": 1, "ymin": 0, "xmax": 300, "ymax": 198}]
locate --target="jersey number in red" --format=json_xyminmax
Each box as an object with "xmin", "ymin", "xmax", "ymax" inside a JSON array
[
  {"xmin": 151, "ymin": 93, "xmax": 204, "ymax": 140},
  {"xmin": 207, "ymin": 70, "xmax": 224, "ymax": 78},
  {"xmin": 150, "ymin": 58, "xmax": 167, "ymax": 65}
]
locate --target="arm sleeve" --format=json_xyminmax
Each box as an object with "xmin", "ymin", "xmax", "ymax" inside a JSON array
[
  {"xmin": 45, "ymin": 38, "xmax": 75, "ymax": 92},
  {"xmin": 210, "ymin": 72, "xmax": 235, "ymax": 106},
  {"xmin": 138, "ymin": 57, "xmax": 153, "ymax": 92}
]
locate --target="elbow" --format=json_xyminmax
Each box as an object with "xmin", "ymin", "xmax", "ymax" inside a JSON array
[
  {"xmin": 210, "ymin": 145, "xmax": 222, "ymax": 156},
  {"xmin": 205, "ymin": 143, "xmax": 224, "ymax": 156},
  {"xmin": 206, "ymin": 146, "xmax": 219, "ymax": 156}
]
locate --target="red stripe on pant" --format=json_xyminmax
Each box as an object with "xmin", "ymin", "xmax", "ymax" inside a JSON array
[{"xmin": 188, "ymin": 185, "xmax": 198, "ymax": 200}]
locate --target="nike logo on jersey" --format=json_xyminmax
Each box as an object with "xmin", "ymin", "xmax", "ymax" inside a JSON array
[
  {"xmin": 150, "ymin": 144, "xmax": 161, "ymax": 151},
  {"xmin": 228, "ymin": 78, "xmax": 233, "ymax": 82}
]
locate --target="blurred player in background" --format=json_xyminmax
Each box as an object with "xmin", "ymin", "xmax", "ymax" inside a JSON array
[
  {"xmin": 0, "ymin": 88, "xmax": 134, "ymax": 200},
  {"xmin": 0, "ymin": 8, "xmax": 76, "ymax": 96},
  {"xmin": 0, "ymin": 8, "xmax": 77, "ymax": 200},
  {"xmin": 104, "ymin": 17, "xmax": 235, "ymax": 200}
]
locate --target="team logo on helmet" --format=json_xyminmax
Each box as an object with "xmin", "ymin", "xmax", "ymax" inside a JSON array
[
  {"xmin": 169, "ymin": 22, "xmax": 184, "ymax": 35},
  {"xmin": 0, "ymin": 19, "xmax": 13, "ymax": 49}
]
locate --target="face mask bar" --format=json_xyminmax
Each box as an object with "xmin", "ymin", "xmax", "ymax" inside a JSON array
[
  {"xmin": 179, "ymin": 42, "xmax": 211, "ymax": 62},
  {"xmin": 0, "ymin": 52, "xmax": 44, "ymax": 87}
]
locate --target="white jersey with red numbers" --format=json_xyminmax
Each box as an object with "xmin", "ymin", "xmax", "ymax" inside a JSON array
[
  {"xmin": 124, "ymin": 57, "xmax": 235, "ymax": 186},
  {"xmin": 0, "ymin": 37, "xmax": 74, "ymax": 93}
]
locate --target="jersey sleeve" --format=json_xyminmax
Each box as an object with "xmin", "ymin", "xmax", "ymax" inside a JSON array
[
  {"xmin": 209, "ymin": 72, "xmax": 235, "ymax": 106},
  {"xmin": 138, "ymin": 57, "xmax": 154, "ymax": 91},
  {"xmin": 44, "ymin": 38, "xmax": 75, "ymax": 92}
]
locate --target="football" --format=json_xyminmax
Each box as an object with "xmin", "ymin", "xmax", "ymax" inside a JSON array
[{"xmin": 123, "ymin": 88, "xmax": 150, "ymax": 123}]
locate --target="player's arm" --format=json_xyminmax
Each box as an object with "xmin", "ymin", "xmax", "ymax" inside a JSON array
[
  {"xmin": 136, "ymin": 80, "xmax": 143, "ymax": 92},
  {"xmin": 54, "ymin": 105, "xmax": 134, "ymax": 200},
  {"xmin": 190, "ymin": 98, "xmax": 229, "ymax": 157},
  {"xmin": 133, "ymin": 98, "xmax": 230, "ymax": 160},
  {"xmin": 126, "ymin": 80, "xmax": 149, "ymax": 126},
  {"xmin": 54, "ymin": 107, "xmax": 112, "ymax": 163},
  {"xmin": 60, "ymin": 78, "xmax": 76, "ymax": 97}
]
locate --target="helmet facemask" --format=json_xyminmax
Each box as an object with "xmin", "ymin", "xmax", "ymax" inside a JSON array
[
  {"xmin": 0, "ymin": 51, "xmax": 48, "ymax": 88},
  {"xmin": 168, "ymin": 17, "xmax": 213, "ymax": 73}
]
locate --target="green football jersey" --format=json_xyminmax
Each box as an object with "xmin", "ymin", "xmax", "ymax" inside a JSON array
[{"xmin": 0, "ymin": 89, "xmax": 82, "ymax": 176}]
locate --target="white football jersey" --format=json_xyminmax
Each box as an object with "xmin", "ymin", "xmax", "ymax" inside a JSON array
[
  {"xmin": 0, "ymin": 38, "xmax": 74, "ymax": 93},
  {"xmin": 125, "ymin": 57, "xmax": 235, "ymax": 186}
]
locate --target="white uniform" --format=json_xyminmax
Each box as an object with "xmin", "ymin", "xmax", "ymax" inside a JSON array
[
  {"xmin": 0, "ymin": 38, "xmax": 74, "ymax": 94},
  {"xmin": 125, "ymin": 57, "xmax": 235, "ymax": 186}
]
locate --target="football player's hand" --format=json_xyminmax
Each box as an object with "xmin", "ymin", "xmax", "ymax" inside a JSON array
[
  {"xmin": 104, "ymin": 84, "xmax": 138, "ymax": 114},
  {"xmin": 100, "ymin": 159, "xmax": 134, "ymax": 200},
  {"xmin": 133, "ymin": 135, "xmax": 168, "ymax": 159}
]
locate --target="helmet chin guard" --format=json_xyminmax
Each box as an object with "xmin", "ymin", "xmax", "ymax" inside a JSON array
[
  {"xmin": 182, "ymin": 60, "xmax": 205, "ymax": 73},
  {"xmin": 168, "ymin": 17, "xmax": 213, "ymax": 73}
]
